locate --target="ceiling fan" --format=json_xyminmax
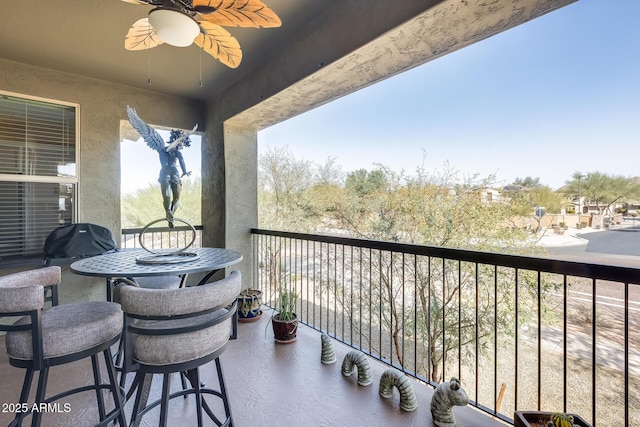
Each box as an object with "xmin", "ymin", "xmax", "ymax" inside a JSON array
[{"xmin": 121, "ymin": 0, "xmax": 281, "ymax": 69}]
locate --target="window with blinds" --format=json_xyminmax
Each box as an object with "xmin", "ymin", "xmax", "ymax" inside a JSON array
[{"xmin": 0, "ymin": 92, "xmax": 77, "ymax": 261}]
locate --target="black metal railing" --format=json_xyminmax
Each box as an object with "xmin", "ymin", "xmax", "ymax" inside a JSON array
[
  {"xmin": 251, "ymin": 228, "xmax": 639, "ymax": 427},
  {"xmin": 121, "ymin": 225, "xmax": 203, "ymax": 250}
]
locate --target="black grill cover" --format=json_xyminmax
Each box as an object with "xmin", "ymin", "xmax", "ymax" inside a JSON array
[{"xmin": 43, "ymin": 223, "xmax": 117, "ymax": 262}]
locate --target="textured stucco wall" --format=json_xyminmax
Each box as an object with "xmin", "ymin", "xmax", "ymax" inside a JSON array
[
  {"xmin": 0, "ymin": 58, "xmax": 204, "ymax": 301},
  {"xmin": 230, "ymin": 0, "xmax": 578, "ymax": 130},
  {"xmin": 222, "ymin": 124, "xmax": 258, "ymax": 280}
]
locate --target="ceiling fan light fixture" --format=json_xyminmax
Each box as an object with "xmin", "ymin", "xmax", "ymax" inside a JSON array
[{"xmin": 148, "ymin": 8, "xmax": 199, "ymax": 47}]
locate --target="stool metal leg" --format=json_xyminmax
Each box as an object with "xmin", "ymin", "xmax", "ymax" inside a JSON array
[
  {"xmin": 130, "ymin": 373, "xmax": 153, "ymax": 427},
  {"xmin": 31, "ymin": 366, "xmax": 50, "ymax": 427},
  {"xmin": 91, "ymin": 354, "xmax": 107, "ymax": 420},
  {"xmin": 159, "ymin": 373, "xmax": 172, "ymax": 427},
  {"xmin": 190, "ymin": 369, "xmax": 204, "ymax": 427},
  {"xmin": 9, "ymin": 368, "xmax": 34, "ymax": 427},
  {"xmin": 102, "ymin": 347, "xmax": 127, "ymax": 427},
  {"xmin": 195, "ymin": 359, "xmax": 232, "ymax": 427},
  {"xmin": 216, "ymin": 358, "xmax": 233, "ymax": 426},
  {"xmin": 181, "ymin": 371, "xmax": 188, "ymax": 397}
]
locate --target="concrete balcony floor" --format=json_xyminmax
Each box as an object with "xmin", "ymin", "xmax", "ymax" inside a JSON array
[{"xmin": 0, "ymin": 310, "xmax": 505, "ymax": 427}]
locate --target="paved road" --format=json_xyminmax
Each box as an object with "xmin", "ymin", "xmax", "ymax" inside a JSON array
[
  {"xmin": 546, "ymin": 226, "xmax": 640, "ymax": 258},
  {"xmin": 543, "ymin": 225, "xmax": 640, "ymax": 328},
  {"xmin": 580, "ymin": 226, "xmax": 640, "ymax": 256}
]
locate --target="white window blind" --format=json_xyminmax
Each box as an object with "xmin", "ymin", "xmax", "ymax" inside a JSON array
[{"xmin": 0, "ymin": 93, "xmax": 77, "ymax": 261}]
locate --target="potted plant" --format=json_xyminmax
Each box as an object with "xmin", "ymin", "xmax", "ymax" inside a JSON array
[
  {"xmin": 271, "ymin": 287, "xmax": 298, "ymax": 344},
  {"xmin": 236, "ymin": 288, "xmax": 263, "ymax": 323},
  {"xmin": 514, "ymin": 411, "xmax": 592, "ymax": 427}
]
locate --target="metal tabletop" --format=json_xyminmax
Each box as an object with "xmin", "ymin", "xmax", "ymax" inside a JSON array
[{"xmin": 70, "ymin": 247, "xmax": 243, "ymax": 278}]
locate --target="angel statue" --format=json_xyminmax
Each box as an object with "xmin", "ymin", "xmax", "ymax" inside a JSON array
[{"xmin": 126, "ymin": 106, "xmax": 198, "ymax": 228}]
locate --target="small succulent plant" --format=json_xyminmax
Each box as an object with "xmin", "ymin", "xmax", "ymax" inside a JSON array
[{"xmin": 547, "ymin": 413, "xmax": 575, "ymax": 427}]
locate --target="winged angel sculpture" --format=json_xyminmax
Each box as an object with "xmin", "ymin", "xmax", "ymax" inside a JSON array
[
  {"xmin": 122, "ymin": 0, "xmax": 281, "ymax": 68},
  {"xmin": 126, "ymin": 106, "xmax": 198, "ymax": 227}
]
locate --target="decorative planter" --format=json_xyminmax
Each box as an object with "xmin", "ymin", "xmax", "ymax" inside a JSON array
[
  {"xmin": 514, "ymin": 411, "xmax": 592, "ymax": 427},
  {"xmin": 237, "ymin": 289, "xmax": 262, "ymax": 323},
  {"xmin": 271, "ymin": 313, "xmax": 298, "ymax": 344}
]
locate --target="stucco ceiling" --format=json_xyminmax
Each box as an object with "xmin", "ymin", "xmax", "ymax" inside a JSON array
[{"xmin": 0, "ymin": 0, "xmax": 336, "ymax": 102}]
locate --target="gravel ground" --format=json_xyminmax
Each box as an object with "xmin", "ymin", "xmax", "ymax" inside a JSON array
[{"xmin": 449, "ymin": 303, "xmax": 639, "ymax": 427}]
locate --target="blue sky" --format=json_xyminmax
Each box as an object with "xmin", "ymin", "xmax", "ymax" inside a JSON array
[{"xmin": 258, "ymin": 0, "xmax": 640, "ymax": 190}]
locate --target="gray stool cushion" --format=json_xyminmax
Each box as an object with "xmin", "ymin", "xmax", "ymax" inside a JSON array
[
  {"xmin": 6, "ymin": 301, "xmax": 123, "ymax": 360},
  {"xmin": 133, "ymin": 276, "xmax": 182, "ymax": 290},
  {"xmin": 132, "ymin": 309, "xmax": 231, "ymax": 366},
  {"xmin": 111, "ymin": 276, "xmax": 182, "ymax": 304}
]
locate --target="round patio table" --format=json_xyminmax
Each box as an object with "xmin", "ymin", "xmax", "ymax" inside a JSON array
[{"xmin": 70, "ymin": 247, "xmax": 243, "ymax": 300}]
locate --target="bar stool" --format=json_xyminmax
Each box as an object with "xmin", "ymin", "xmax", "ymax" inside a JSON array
[
  {"xmin": 0, "ymin": 266, "xmax": 127, "ymax": 427},
  {"xmin": 117, "ymin": 270, "xmax": 241, "ymax": 427}
]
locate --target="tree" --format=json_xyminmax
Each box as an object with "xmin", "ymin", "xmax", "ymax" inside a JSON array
[
  {"xmin": 345, "ymin": 168, "xmax": 388, "ymax": 197},
  {"xmin": 258, "ymin": 146, "xmax": 317, "ymax": 231},
  {"xmin": 512, "ymin": 176, "xmax": 542, "ymax": 188},
  {"xmin": 507, "ymin": 177, "xmax": 562, "ymax": 212},
  {"xmin": 324, "ymin": 165, "xmax": 547, "ymax": 381},
  {"xmin": 506, "ymin": 177, "xmax": 563, "ymax": 233},
  {"xmin": 256, "ymin": 151, "xmax": 556, "ymax": 383},
  {"xmin": 564, "ymin": 171, "xmax": 640, "ymax": 226},
  {"xmin": 314, "ymin": 156, "xmax": 344, "ymax": 186}
]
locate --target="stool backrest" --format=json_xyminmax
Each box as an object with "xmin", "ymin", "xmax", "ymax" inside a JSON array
[
  {"xmin": 0, "ymin": 266, "xmax": 59, "ymax": 313},
  {"xmin": 0, "ymin": 266, "xmax": 61, "ymax": 369},
  {"xmin": 117, "ymin": 270, "xmax": 242, "ymax": 370}
]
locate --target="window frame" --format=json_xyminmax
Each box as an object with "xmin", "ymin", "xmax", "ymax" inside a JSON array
[{"xmin": 0, "ymin": 90, "xmax": 80, "ymax": 262}]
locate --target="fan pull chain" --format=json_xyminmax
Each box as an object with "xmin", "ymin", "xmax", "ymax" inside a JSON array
[
  {"xmin": 147, "ymin": 22, "xmax": 152, "ymax": 85},
  {"xmin": 199, "ymin": 50, "xmax": 203, "ymax": 88}
]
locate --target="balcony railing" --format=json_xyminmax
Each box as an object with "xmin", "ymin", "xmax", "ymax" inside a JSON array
[
  {"xmin": 121, "ymin": 225, "xmax": 203, "ymax": 250},
  {"xmin": 251, "ymin": 228, "xmax": 640, "ymax": 427}
]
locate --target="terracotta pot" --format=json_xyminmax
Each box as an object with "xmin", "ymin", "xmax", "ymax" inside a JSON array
[
  {"xmin": 237, "ymin": 289, "xmax": 262, "ymax": 322},
  {"xmin": 271, "ymin": 313, "xmax": 298, "ymax": 344},
  {"xmin": 514, "ymin": 411, "xmax": 592, "ymax": 427}
]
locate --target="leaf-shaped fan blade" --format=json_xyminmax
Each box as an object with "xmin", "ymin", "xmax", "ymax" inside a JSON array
[
  {"xmin": 194, "ymin": 21, "xmax": 242, "ymax": 68},
  {"xmin": 125, "ymin": 18, "xmax": 164, "ymax": 51},
  {"xmin": 193, "ymin": 0, "xmax": 282, "ymax": 28}
]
